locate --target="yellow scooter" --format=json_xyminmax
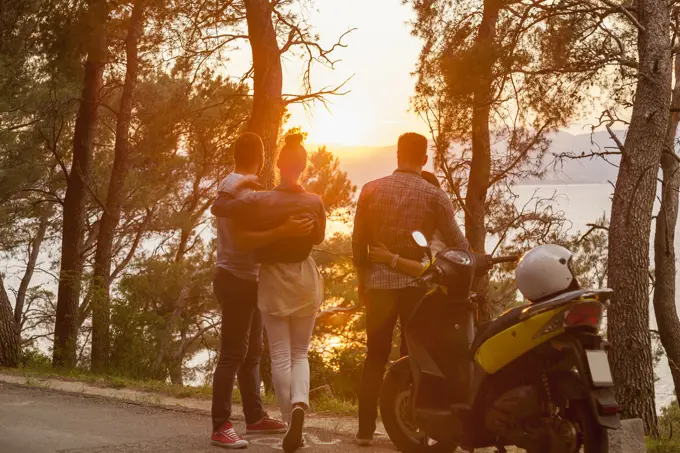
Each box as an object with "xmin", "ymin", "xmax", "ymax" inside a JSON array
[{"xmin": 380, "ymin": 232, "xmax": 620, "ymax": 453}]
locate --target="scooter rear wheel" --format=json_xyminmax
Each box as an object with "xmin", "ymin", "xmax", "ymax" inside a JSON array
[
  {"xmin": 567, "ymin": 400, "xmax": 609, "ymax": 453},
  {"xmin": 380, "ymin": 369, "xmax": 457, "ymax": 453}
]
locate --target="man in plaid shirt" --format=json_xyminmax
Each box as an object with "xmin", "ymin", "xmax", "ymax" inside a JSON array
[{"xmin": 352, "ymin": 132, "xmax": 468, "ymax": 445}]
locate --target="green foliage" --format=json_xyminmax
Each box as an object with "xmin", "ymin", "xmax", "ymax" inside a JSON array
[
  {"xmin": 649, "ymin": 402, "xmax": 680, "ymax": 451},
  {"xmin": 302, "ymin": 146, "xmax": 357, "ymax": 217},
  {"xmin": 409, "ymin": 0, "xmax": 608, "ymax": 178},
  {"xmin": 407, "ymin": 0, "xmax": 625, "ymax": 319},
  {"xmin": 657, "ymin": 401, "xmax": 680, "ymax": 441},
  {"xmin": 5, "ymin": 358, "xmax": 217, "ymax": 400},
  {"xmin": 309, "ymin": 346, "xmax": 366, "ymax": 401},
  {"xmin": 109, "ymin": 250, "xmax": 217, "ymax": 381},
  {"xmin": 647, "ymin": 439, "xmax": 680, "ymax": 453},
  {"xmin": 19, "ymin": 348, "xmax": 52, "ymax": 369}
]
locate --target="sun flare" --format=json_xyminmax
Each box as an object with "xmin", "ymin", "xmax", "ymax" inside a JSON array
[{"xmin": 288, "ymin": 104, "xmax": 372, "ymax": 147}]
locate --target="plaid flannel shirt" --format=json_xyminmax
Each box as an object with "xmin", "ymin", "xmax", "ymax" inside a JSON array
[{"xmin": 352, "ymin": 170, "xmax": 468, "ymax": 290}]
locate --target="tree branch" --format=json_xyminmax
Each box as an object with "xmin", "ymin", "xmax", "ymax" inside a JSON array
[
  {"xmin": 283, "ymin": 76, "xmax": 354, "ymax": 107},
  {"xmin": 596, "ymin": 0, "xmax": 646, "ymax": 31},
  {"xmin": 578, "ymin": 222, "xmax": 609, "ymax": 244}
]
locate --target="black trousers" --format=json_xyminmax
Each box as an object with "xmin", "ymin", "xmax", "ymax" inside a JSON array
[
  {"xmin": 358, "ymin": 287, "xmax": 424, "ymax": 436},
  {"xmin": 211, "ymin": 268, "xmax": 266, "ymax": 430}
]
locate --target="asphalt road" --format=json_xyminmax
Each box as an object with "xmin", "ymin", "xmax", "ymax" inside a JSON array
[{"xmin": 0, "ymin": 383, "xmax": 395, "ymax": 453}]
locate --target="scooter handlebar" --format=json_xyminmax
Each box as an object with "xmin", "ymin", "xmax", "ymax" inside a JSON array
[
  {"xmin": 489, "ymin": 255, "xmax": 521, "ymax": 265},
  {"xmin": 419, "ymin": 267, "xmax": 443, "ymax": 284}
]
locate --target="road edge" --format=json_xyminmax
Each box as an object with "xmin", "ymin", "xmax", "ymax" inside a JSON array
[
  {"xmin": 0, "ymin": 375, "xmax": 213, "ymax": 417},
  {"xmin": 0, "ymin": 372, "xmax": 373, "ymax": 437}
]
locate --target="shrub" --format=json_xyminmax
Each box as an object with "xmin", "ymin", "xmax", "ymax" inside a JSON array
[
  {"xmin": 19, "ymin": 348, "xmax": 51, "ymax": 369},
  {"xmin": 647, "ymin": 438, "xmax": 680, "ymax": 453}
]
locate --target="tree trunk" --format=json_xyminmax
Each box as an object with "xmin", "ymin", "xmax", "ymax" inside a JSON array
[
  {"xmin": 244, "ymin": 0, "xmax": 284, "ymax": 189},
  {"xmin": 244, "ymin": 0, "xmax": 283, "ymax": 391},
  {"xmin": 0, "ymin": 274, "xmax": 19, "ymax": 367},
  {"xmin": 653, "ymin": 53, "xmax": 680, "ymax": 402},
  {"xmin": 14, "ymin": 208, "xmax": 50, "ymax": 338},
  {"xmin": 174, "ymin": 226, "xmax": 191, "ymax": 263},
  {"xmin": 154, "ymin": 268, "xmax": 211, "ymax": 383},
  {"xmin": 53, "ymin": 0, "xmax": 109, "ymax": 369},
  {"xmin": 91, "ymin": 0, "xmax": 144, "ymax": 373},
  {"xmin": 168, "ymin": 360, "xmax": 184, "ymax": 386},
  {"xmin": 607, "ymin": 0, "xmax": 671, "ymax": 435},
  {"xmin": 465, "ymin": 0, "xmax": 499, "ymax": 322}
]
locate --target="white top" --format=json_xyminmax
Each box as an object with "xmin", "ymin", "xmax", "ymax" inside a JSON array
[{"xmin": 258, "ymin": 257, "xmax": 324, "ymax": 317}]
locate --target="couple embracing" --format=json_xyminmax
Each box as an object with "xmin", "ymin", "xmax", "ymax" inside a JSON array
[{"xmin": 210, "ymin": 132, "xmax": 325, "ymax": 452}]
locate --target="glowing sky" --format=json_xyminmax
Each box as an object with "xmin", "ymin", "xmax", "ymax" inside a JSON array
[{"xmin": 280, "ymin": 1, "xmax": 428, "ymax": 147}]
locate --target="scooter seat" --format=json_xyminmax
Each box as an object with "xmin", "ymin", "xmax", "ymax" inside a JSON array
[{"xmin": 470, "ymin": 304, "xmax": 529, "ymax": 356}]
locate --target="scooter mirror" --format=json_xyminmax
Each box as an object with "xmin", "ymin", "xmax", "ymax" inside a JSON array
[{"xmin": 412, "ymin": 231, "xmax": 429, "ymax": 248}]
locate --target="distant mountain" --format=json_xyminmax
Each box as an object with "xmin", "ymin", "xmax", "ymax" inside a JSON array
[
  {"xmin": 321, "ymin": 144, "xmax": 435, "ymax": 189},
  {"xmin": 525, "ymin": 130, "xmax": 622, "ymax": 185},
  {"xmin": 319, "ymin": 130, "xmax": 624, "ymax": 189}
]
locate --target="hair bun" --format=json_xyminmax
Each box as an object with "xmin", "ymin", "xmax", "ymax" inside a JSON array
[{"xmin": 285, "ymin": 133, "xmax": 303, "ymax": 146}]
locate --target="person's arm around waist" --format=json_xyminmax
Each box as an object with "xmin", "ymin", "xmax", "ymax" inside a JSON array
[
  {"xmin": 369, "ymin": 242, "xmax": 424, "ymax": 277},
  {"xmin": 231, "ymin": 216, "xmax": 315, "ymax": 251}
]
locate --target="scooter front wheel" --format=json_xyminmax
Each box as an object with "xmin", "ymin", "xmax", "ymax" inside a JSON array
[{"xmin": 380, "ymin": 368, "xmax": 457, "ymax": 453}]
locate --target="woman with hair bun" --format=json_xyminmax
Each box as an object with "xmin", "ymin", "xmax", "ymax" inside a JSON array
[{"xmin": 211, "ymin": 134, "xmax": 326, "ymax": 453}]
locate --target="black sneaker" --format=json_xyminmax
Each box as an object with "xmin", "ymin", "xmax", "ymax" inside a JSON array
[
  {"xmin": 283, "ymin": 407, "xmax": 305, "ymax": 453},
  {"xmin": 354, "ymin": 433, "xmax": 373, "ymax": 446}
]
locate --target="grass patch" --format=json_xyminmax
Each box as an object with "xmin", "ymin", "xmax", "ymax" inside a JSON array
[
  {"xmin": 0, "ymin": 365, "xmax": 213, "ymax": 400},
  {"xmin": 647, "ymin": 438, "xmax": 680, "ymax": 453},
  {"xmin": 311, "ymin": 395, "xmax": 357, "ymax": 416}
]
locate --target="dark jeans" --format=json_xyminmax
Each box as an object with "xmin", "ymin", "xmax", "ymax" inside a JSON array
[
  {"xmin": 211, "ymin": 268, "xmax": 266, "ymax": 430},
  {"xmin": 358, "ymin": 287, "xmax": 424, "ymax": 436}
]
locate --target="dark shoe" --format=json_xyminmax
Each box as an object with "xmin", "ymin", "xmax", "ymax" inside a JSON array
[
  {"xmin": 246, "ymin": 413, "xmax": 287, "ymax": 434},
  {"xmin": 354, "ymin": 432, "xmax": 373, "ymax": 446},
  {"xmin": 282, "ymin": 407, "xmax": 305, "ymax": 453}
]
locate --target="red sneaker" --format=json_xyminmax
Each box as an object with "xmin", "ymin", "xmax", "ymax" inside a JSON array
[
  {"xmin": 246, "ymin": 413, "xmax": 287, "ymax": 434},
  {"xmin": 211, "ymin": 422, "xmax": 248, "ymax": 449}
]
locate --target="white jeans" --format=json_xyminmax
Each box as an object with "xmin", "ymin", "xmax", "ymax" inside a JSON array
[{"xmin": 262, "ymin": 312, "xmax": 317, "ymax": 424}]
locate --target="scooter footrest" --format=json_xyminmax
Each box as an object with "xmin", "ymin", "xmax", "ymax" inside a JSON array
[
  {"xmin": 413, "ymin": 408, "xmax": 456, "ymax": 443},
  {"xmin": 450, "ymin": 403, "xmax": 472, "ymax": 411},
  {"xmin": 450, "ymin": 404, "xmax": 472, "ymax": 418},
  {"xmin": 414, "ymin": 408, "xmax": 452, "ymax": 419}
]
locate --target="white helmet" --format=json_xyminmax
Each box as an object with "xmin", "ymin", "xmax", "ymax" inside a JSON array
[{"xmin": 515, "ymin": 244, "xmax": 579, "ymax": 302}]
